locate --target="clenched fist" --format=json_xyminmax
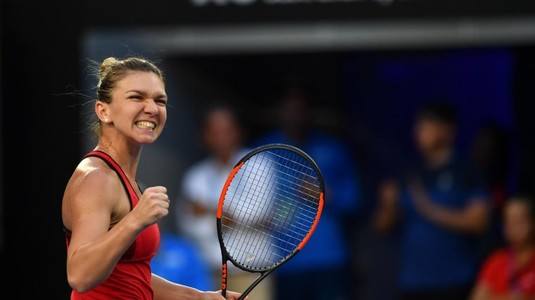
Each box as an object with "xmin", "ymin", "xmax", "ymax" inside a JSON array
[{"xmin": 132, "ymin": 186, "xmax": 169, "ymax": 228}]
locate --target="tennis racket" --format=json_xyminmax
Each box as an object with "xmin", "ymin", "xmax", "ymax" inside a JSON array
[{"xmin": 216, "ymin": 143, "xmax": 325, "ymax": 299}]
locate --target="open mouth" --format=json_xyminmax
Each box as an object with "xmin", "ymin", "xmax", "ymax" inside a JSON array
[{"xmin": 135, "ymin": 121, "xmax": 156, "ymax": 131}]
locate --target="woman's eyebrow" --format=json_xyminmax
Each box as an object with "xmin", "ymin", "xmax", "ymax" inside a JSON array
[
  {"xmin": 125, "ymin": 89, "xmax": 145, "ymax": 94},
  {"xmin": 126, "ymin": 89, "xmax": 167, "ymax": 99}
]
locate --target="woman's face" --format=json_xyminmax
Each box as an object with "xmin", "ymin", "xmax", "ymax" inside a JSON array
[
  {"xmin": 107, "ymin": 71, "xmax": 167, "ymax": 145},
  {"xmin": 504, "ymin": 200, "xmax": 535, "ymax": 247}
]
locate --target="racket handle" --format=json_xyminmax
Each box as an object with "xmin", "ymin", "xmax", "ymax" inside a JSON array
[{"xmin": 221, "ymin": 262, "xmax": 227, "ymax": 298}]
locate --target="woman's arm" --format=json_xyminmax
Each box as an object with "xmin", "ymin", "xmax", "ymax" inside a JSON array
[
  {"xmin": 64, "ymin": 168, "xmax": 141, "ymax": 292},
  {"xmin": 151, "ymin": 274, "xmax": 245, "ymax": 300},
  {"xmin": 64, "ymin": 163, "xmax": 170, "ymax": 293}
]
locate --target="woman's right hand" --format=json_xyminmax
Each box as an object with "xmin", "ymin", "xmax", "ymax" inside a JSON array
[
  {"xmin": 199, "ymin": 290, "xmax": 248, "ymax": 300},
  {"xmin": 131, "ymin": 186, "xmax": 170, "ymax": 228}
]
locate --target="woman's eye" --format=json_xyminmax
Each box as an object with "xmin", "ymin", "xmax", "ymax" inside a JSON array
[{"xmin": 129, "ymin": 95, "xmax": 142, "ymax": 100}]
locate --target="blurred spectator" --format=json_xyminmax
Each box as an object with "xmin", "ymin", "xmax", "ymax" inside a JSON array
[
  {"xmin": 470, "ymin": 122, "xmax": 513, "ymax": 255},
  {"xmin": 252, "ymin": 87, "xmax": 362, "ymax": 300},
  {"xmin": 177, "ymin": 104, "xmax": 274, "ymax": 300},
  {"xmin": 470, "ymin": 122, "xmax": 511, "ymax": 211},
  {"xmin": 469, "ymin": 195, "xmax": 535, "ymax": 300},
  {"xmin": 373, "ymin": 101, "xmax": 490, "ymax": 300}
]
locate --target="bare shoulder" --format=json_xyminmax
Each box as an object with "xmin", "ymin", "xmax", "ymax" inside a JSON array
[{"xmin": 62, "ymin": 157, "xmax": 123, "ymax": 228}]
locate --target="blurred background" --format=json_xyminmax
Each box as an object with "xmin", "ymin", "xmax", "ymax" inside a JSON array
[{"xmin": 2, "ymin": 0, "xmax": 535, "ymax": 298}]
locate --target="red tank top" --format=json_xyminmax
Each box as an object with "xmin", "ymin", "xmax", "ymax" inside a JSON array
[{"xmin": 64, "ymin": 150, "xmax": 160, "ymax": 299}]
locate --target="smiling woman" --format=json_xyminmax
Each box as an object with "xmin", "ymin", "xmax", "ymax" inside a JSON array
[
  {"xmin": 91, "ymin": 57, "xmax": 167, "ymax": 139},
  {"xmin": 61, "ymin": 56, "xmax": 245, "ymax": 300}
]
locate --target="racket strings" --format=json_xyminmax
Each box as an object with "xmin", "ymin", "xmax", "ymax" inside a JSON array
[
  {"xmin": 221, "ymin": 148, "xmax": 321, "ymax": 270},
  {"xmin": 225, "ymin": 152, "xmax": 279, "ymax": 267},
  {"xmin": 264, "ymin": 151, "xmax": 321, "ymax": 203}
]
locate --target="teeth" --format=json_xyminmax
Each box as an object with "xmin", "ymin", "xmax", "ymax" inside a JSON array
[{"xmin": 136, "ymin": 121, "xmax": 155, "ymax": 130}]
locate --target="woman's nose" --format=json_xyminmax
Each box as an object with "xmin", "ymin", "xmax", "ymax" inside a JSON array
[{"xmin": 145, "ymin": 100, "xmax": 159, "ymax": 115}]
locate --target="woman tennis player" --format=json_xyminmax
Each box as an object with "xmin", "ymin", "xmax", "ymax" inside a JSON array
[{"xmin": 61, "ymin": 56, "xmax": 245, "ymax": 299}]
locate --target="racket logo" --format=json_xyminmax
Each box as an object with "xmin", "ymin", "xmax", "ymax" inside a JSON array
[{"xmin": 245, "ymin": 252, "xmax": 256, "ymax": 262}]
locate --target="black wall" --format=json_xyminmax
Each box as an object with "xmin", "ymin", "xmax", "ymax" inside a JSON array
[
  {"xmin": 1, "ymin": 1, "xmax": 82, "ymax": 298},
  {"xmin": 512, "ymin": 47, "xmax": 535, "ymax": 196}
]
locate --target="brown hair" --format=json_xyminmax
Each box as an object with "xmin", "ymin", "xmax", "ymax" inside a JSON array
[{"xmin": 90, "ymin": 56, "xmax": 164, "ymax": 137}]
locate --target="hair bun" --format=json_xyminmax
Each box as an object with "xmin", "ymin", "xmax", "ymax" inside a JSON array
[{"xmin": 99, "ymin": 57, "xmax": 120, "ymax": 80}]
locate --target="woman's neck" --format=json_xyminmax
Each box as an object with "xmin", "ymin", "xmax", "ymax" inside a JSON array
[{"xmin": 95, "ymin": 139, "xmax": 141, "ymax": 179}]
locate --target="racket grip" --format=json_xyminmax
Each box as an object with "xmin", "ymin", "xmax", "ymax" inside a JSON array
[{"xmin": 221, "ymin": 262, "xmax": 227, "ymax": 298}]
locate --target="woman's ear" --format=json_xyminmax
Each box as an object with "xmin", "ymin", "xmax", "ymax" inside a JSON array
[{"xmin": 95, "ymin": 101, "xmax": 111, "ymax": 123}]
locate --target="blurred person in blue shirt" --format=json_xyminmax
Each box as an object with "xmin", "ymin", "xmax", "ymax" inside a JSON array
[
  {"xmin": 252, "ymin": 87, "xmax": 362, "ymax": 300},
  {"xmin": 373, "ymin": 101, "xmax": 490, "ymax": 300}
]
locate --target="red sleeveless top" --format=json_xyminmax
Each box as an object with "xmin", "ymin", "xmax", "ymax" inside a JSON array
[{"xmin": 64, "ymin": 150, "xmax": 160, "ymax": 299}]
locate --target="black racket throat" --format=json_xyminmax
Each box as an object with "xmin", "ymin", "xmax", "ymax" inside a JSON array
[
  {"xmin": 219, "ymin": 248, "xmax": 297, "ymax": 299},
  {"xmin": 216, "ymin": 143, "xmax": 325, "ymax": 299},
  {"xmin": 217, "ymin": 218, "xmax": 302, "ymax": 300}
]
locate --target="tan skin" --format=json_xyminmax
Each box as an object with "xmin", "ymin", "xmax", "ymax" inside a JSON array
[
  {"xmin": 374, "ymin": 118, "xmax": 489, "ymax": 235},
  {"xmin": 62, "ymin": 71, "xmax": 245, "ymax": 300},
  {"xmin": 469, "ymin": 200, "xmax": 535, "ymax": 300}
]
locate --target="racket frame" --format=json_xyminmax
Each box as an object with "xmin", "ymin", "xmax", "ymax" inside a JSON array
[{"xmin": 216, "ymin": 143, "xmax": 325, "ymax": 299}]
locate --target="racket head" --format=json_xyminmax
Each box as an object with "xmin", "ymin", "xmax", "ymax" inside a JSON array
[{"xmin": 216, "ymin": 143, "xmax": 325, "ymax": 274}]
